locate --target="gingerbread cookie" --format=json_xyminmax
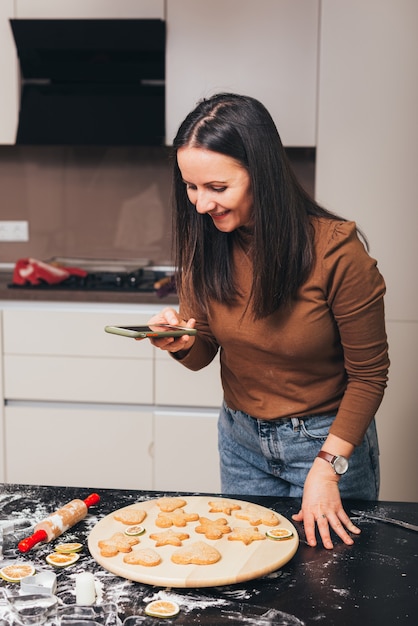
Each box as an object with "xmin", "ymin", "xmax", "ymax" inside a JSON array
[
  {"xmin": 123, "ymin": 548, "xmax": 161, "ymax": 567},
  {"xmin": 208, "ymin": 499, "xmax": 242, "ymax": 516},
  {"xmin": 234, "ymin": 504, "xmax": 279, "ymax": 527},
  {"xmin": 149, "ymin": 529, "xmax": 190, "ymax": 547},
  {"xmin": 155, "ymin": 509, "xmax": 199, "ymax": 528},
  {"xmin": 228, "ymin": 526, "xmax": 266, "ymax": 545},
  {"xmin": 114, "ymin": 508, "xmax": 147, "ymax": 525},
  {"xmin": 171, "ymin": 541, "xmax": 221, "ymax": 565},
  {"xmin": 98, "ymin": 532, "xmax": 139, "ymax": 557},
  {"xmin": 156, "ymin": 497, "xmax": 187, "ymax": 512},
  {"xmin": 195, "ymin": 517, "xmax": 231, "ymax": 540}
]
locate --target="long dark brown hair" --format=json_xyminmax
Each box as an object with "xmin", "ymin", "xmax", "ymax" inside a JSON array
[{"xmin": 172, "ymin": 93, "xmax": 351, "ymax": 319}]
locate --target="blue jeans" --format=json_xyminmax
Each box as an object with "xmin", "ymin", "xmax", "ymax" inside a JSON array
[{"xmin": 218, "ymin": 402, "xmax": 380, "ymax": 499}]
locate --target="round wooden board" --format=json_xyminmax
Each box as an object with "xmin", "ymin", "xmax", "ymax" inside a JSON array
[{"xmin": 88, "ymin": 496, "xmax": 299, "ymax": 588}]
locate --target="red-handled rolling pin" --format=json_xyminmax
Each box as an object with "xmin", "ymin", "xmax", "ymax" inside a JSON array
[{"xmin": 18, "ymin": 493, "xmax": 100, "ymax": 553}]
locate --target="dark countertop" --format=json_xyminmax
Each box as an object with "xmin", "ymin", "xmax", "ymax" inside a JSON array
[
  {"xmin": 0, "ymin": 484, "xmax": 417, "ymax": 625},
  {"xmin": 0, "ymin": 272, "xmax": 178, "ymax": 306}
]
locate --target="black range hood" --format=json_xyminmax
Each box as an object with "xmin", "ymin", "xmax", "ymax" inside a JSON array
[{"xmin": 9, "ymin": 19, "xmax": 166, "ymax": 145}]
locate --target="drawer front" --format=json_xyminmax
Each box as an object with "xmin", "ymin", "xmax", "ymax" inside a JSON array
[
  {"xmin": 153, "ymin": 409, "xmax": 221, "ymax": 492},
  {"xmin": 4, "ymin": 404, "xmax": 154, "ymax": 490},
  {"xmin": 3, "ymin": 309, "xmax": 154, "ymax": 358},
  {"xmin": 4, "ymin": 355, "xmax": 153, "ymax": 404},
  {"xmin": 155, "ymin": 353, "xmax": 223, "ymax": 407}
]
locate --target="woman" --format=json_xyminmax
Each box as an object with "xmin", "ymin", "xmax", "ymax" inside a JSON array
[{"xmin": 148, "ymin": 93, "xmax": 389, "ymax": 549}]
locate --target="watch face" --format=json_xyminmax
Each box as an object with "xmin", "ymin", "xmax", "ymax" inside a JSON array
[{"xmin": 333, "ymin": 456, "xmax": 349, "ymax": 475}]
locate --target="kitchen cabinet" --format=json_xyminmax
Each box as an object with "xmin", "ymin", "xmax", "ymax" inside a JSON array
[
  {"xmin": 1, "ymin": 0, "xmax": 319, "ymax": 146},
  {"xmin": 0, "ymin": 303, "xmax": 222, "ymax": 491},
  {"xmin": 0, "ymin": 0, "xmax": 19, "ymax": 144},
  {"xmin": 165, "ymin": 0, "xmax": 319, "ymax": 146},
  {"xmin": 155, "ymin": 350, "xmax": 223, "ymax": 408},
  {"xmin": 153, "ymin": 408, "xmax": 221, "ymax": 492},
  {"xmin": 2, "ymin": 308, "xmax": 154, "ymax": 404},
  {"xmin": 14, "ymin": 0, "xmax": 164, "ymax": 19},
  {"xmin": 4, "ymin": 404, "xmax": 154, "ymax": 490},
  {"xmin": 0, "ymin": 0, "xmax": 165, "ymax": 144},
  {"xmin": 0, "ymin": 310, "xmax": 5, "ymax": 483}
]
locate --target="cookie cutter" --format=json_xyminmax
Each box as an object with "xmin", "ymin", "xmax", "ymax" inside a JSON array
[{"xmin": 20, "ymin": 570, "xmax": 57, "ymax": 595}]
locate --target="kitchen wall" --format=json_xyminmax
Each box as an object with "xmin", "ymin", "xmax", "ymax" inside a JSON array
[
  {"xmin": 0, "ymin": 146, "xmax": 173, "ymax": 266},
  {"xmin": 0, "ymin": 146, "xmax": 314, "ymax": 266}
]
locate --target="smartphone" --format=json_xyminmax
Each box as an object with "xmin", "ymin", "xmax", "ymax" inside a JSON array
[{"xmin": 104, "ymin": 324, "xmax": 197, "ymax": 339}]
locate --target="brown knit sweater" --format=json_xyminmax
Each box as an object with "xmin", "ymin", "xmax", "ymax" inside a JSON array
[{"xmin": 177, "ymin": 218, "xmax": 389, "ymax": 446}]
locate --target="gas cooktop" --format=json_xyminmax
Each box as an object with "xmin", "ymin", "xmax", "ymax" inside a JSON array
[{"xmin": 8, "ymin": 259, "xmax": 176, "ymax": 295}]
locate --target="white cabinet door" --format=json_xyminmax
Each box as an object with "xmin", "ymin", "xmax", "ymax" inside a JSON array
[
  {"xmin": 0, "ymin": 0, "xmax": 19, "ymax": 144},
  {"xmin": 15, "ymin": 1, "xmax": 164, "ymax": 18},
  {"xmin": 155, "ymin": 351, "xmax": 223, "ymax": 408},
  {"xmin": 0, "ymin": 310, "xmax": 4, "ymax": 482},
  {"xmin": 2, "ymin": 309, "xmax": 154, "ymax": 358},
  {"xmin": 4, "ymin": 404, "xmax": 153, "ymax": 490},
  {"xmin": 3, "ymin": 355, "xmax": 153, "ymax": 404},
  {"xmin": 166, "ymin": 0, "xmax": 319, "ymax": 146},
  {"xmin": 153, "ymin": 409, "xmax": 221, "ymax": 493},
  {"xmin": 2, "ymin": 308, "xmax": 154, "ymax": 404}
]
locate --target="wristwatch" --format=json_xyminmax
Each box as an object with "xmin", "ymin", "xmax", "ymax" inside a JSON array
[{"xmin": 317, "ymin": 450, "xmax": 349, "ymax": 475}]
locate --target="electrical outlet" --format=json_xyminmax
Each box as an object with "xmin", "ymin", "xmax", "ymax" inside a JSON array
[{"xmin": 0, "ymin": 221, "xmax": 29, "ymax": 242}]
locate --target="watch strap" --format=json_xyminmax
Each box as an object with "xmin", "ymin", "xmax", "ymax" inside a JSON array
[{"xmin": 317, "ymin": 450, "xmax": 336, "ymax": 464}]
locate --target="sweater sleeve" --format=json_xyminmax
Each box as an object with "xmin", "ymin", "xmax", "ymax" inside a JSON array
[
  {"xmin": 323, "ymin": 221, "xmax": 389, "ymax": 445},
  {"xmin": 171, "ymin": 303, "xmax": 220, "ymax": 371}
]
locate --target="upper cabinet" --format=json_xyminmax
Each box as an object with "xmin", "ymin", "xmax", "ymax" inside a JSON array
[
  {"xmin": 14, "ymin": 0, "xmax": 164, "ymax": 19},
  {"xmin": 165, "ymin": 0, "xmax": 319, "ymax": 146},
  {"xmin": 0, "ymin": 0, "xmax": 319, "ymax": 146},
  {"xmin": 0, "ymin": 0, "xmax": 19, "ymax": 144}
]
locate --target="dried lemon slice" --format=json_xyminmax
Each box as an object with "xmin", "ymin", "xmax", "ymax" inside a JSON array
[
  {"xmin": 0, "ymin": 562, "xmax": 35, "ymax": 582},
  {"xmin": 55, "ymin": 542, "xmax": 83, "ymax": 553},
  {"xmin": 266, "ymin": 528, "xmax": 293, "ymax": 540},
  {"xmin": 46, "ymin": 552, "xmax": 80, "ymax": 567},
  {"xmin": 144, "ymin": 600, "xmax": 180, "ymax": 618},
  {"xmin": 124, "ymin": 525, "xmax": 146, "ymax": 537}
]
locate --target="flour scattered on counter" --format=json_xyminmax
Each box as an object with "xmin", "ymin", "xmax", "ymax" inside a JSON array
[
  {"xmin": 220, "ymin": 587, "xmax": 253, "ymax": 600},
  {"xmin": 143, "ymin": 589, "xmax": 229, "ymax": 612},
  {"xmin": 140, "ymin": 590, "xmax": 306, "ymax": 625}
]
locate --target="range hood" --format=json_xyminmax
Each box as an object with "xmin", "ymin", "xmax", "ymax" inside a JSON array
[{"xmin": 9, "ymin": 19, "xmax": 166, "ymax": 145}]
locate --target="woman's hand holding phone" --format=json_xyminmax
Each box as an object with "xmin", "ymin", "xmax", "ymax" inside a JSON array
[{"xmin": 147, "ymin": 308, "xmax": 196, "ymax": 354}]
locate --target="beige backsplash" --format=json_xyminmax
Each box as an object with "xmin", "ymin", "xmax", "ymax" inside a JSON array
[{"xmin": 0, "ymin": 145, "xmax": 314, "ymax": 267}]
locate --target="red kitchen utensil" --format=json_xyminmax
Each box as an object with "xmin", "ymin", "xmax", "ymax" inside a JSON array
[{"xmin": 18, "ymin": 493, "xmax": 100, "ymax": 553}]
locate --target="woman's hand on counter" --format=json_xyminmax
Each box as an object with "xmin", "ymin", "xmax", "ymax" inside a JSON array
[
  {"xmin": 292, "ymin": 459, "xmax": 361, "ymax": 549},
  {"xmin": 146, "ymin": 307, "xmax": 196, "ymax": 354}
]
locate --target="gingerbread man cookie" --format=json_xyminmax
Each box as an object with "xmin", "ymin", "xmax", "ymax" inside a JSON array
[
  {"xmin": 98, "ymin": 532, "xmax": 139, "ymax": 557},
  {"xmin": 155, "ymin": 509, "xmax": 199, "ymax": 528},
  {"xmin": 195, "ymin": 517, "xmax": 231, "ymax": 540}
]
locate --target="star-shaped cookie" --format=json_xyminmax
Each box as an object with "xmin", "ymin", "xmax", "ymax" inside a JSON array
[{"xmin": 227, "ymin": 526, "xmax": 266, "ymax": 545}]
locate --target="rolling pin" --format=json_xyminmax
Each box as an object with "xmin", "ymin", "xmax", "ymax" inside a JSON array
[{"xmin": 18, "ymin": 493, "xmax": 100, "ymax": 553}]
